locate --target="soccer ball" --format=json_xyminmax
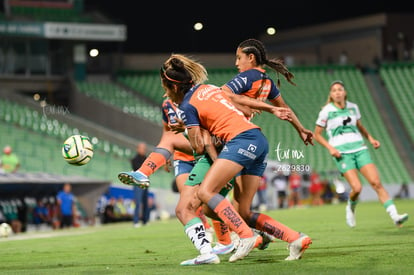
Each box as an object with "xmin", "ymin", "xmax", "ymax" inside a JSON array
[
  {"xmin": 159, "ymin": 210, "xmax": 171, "ymax": 221},
  {"xmin": 62, "ymin": 134, "xmax": 94, "ymax": 166},
  {"xmin": 0, "ymin": 222, "xmax": 12, "ymax": 238}
]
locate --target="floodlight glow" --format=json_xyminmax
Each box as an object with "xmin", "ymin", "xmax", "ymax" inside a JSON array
[
  {"xmin": 194, "ymin": 22, "xmax": 203, "ymax": 31},
  {"xmin": 267, "ymin": 27, "xmax": 276, "ymax": 35},
  {"xmin": 89, "ymin": 49, "xmax": 99, "ymax": 57}
]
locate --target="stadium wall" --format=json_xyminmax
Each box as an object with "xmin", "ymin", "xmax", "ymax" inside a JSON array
[
  {"xmin": 116, "ymin": 13, "xmax": 414, "ymax": 71},
  {"xmin": 119, "ymin": 53, "xmax": 236, "ymax": 71},
  {"xmin": 69, "ymin": 81, "xmax": 162, "ymax": 145},
  {"xmin": 259, "ymin": 13, "xmax": 414, "ymax": 69}
]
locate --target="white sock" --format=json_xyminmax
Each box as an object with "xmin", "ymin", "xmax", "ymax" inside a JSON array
[
  {"xmin": 185, "ymin": 220, "xmax": 213, "ymax": 255},
  {"xmin": 385, "ymin": 204, "xmax": 398, "ymax": 221}
]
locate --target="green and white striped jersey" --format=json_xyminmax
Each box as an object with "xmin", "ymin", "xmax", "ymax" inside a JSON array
[{"xmin": 316, "ymin": 101, "xmax": 367, "ymax": 154}]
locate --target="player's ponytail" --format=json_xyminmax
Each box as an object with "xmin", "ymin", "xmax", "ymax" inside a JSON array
[
  {"xmin": 265, "ymin": 58, "xmax": 296, "ymax": 87},
  {"xmin": 161, "ymin": 54, "xmax": 208, "ymax": 94},
  {"xmin": 238, "ymin": 38, "xmax": 296, "ymax": 87}
]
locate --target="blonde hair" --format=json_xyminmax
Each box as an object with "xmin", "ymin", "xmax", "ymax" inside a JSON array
[
  {"xmin": 325, "ymin": 80, "xmax": 347, "ymax": 105},
  {"xmin": 161, "ymin": 54, "xmax": 208, "ymax": 87}
]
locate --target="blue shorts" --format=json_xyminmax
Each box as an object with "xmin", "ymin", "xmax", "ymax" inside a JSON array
[
  {"xmin": 218, "ymin": 128, "xmax": 268, "ymax": 177},
  {"xmin": 174, "ymin": 159, "xmax": 196, "ymax": 177}
]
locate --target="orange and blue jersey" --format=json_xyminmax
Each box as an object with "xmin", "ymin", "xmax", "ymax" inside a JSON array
[
  {"xmin": 174, "ymin": 149, "xmax": 194, "ymax": 162},
  {"xmin": 180, "ymin": 84, "xmax": 260, "ymax": 142},
  {"xmin": 224, "ymin": 68, "xmax": 281, "ymax": 102},
  {"xmin": 161, "ymin": 98, "xmax": 194, "ymax": 162},
  {"xmin": 161, "ymin": 98, "xmax": 181, "ymax": 125}
]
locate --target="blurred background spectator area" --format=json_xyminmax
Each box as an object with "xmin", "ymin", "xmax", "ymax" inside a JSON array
[{"xmin": 0, "ymin": 1, "xmax": 412, "ymax": 227}]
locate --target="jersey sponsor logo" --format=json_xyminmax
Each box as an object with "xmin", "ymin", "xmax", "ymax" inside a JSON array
[
  {"xmin": 342, "ymin": 116, "xmax": 351, "ymax": 126},
  {"xmin": 196, "ymin": 86, "xmax": 221, "ymax": 101}
]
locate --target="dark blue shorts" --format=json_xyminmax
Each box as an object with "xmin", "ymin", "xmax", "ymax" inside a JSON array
[
  {"xmin": 218, "ymin": 128, "xmax": 268, "ymax": 177},
  {"xmin": 173, "ymin": 159, "xmax": 196, "ymax": 177}
]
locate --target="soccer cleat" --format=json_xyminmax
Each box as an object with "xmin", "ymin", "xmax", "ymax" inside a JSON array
[
  {"xmin": 229, "ymin": 235, "xmax": 259, "ymax": 262},
  {"xmin": 285, "ymin": 233, "xmax": 312, "ymax": 261},
  {"xmin": 394, "ymin": 213, "xmax": 408, "ymax": 227},
  {"xmin": 212, "ymin": 242, "xmax": 235, "ymax": 255},
  {"xmin": 346, "ymin": 204, "xmax": 356, "ymax": 228},
  {"xmin": 230, "ymin": 231, "xmax": 240, "ymax": 250},
  {"xmin": 257, "ymin": 231, "xmax": 275, "ymax": 250},
  {"xmin": 180, "ymin": 253, "xmax": 220, "ymax": 266},
  {"xmin": 118, "ymin": 171, "xmax": 150, "ymax": 188},
  {"xmin": 133, "ymin": 222, "xmax": 142, "ymax": 228}
]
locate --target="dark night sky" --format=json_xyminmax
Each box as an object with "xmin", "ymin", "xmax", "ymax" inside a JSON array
[{"xmin": 85, "ymin": 1, "xmax": 414, "ymax": 53}]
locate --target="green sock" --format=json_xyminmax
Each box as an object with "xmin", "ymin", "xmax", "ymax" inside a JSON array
[{"xmin": 348, "ymin": 199, "xmax": 358, "ymax": 211}]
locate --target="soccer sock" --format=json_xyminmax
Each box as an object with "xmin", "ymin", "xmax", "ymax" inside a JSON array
[
  {"xmin": 138, "ymin": 148, "xmax": 172, "ymax": 176},
  {"xmin": 207, "ymin": 194, "xmax": 253, "ymax": 239},
  {"xmin": 384, "ymin": 199, "xmax": 398, "ymax": 220},
  {"xmin": 196, "ymin": 206, "xmax": 211, "ymax": 230},
  {"xmin": 248, "ymin": 212, "xmax": 300, "ymax": 243},
  {"xmin": 348, "ymin": 199, "xmax": 358, "ymax": 211},
  {"xmin": 212, "ymin": 219, "xmax": 232, "ymax": 245},
  {"xmin": 184, "ymin": 217, "xmax": 213, "ymax": 255}
]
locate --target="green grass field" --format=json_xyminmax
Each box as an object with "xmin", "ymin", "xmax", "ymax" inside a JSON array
[{"xmin": 1, "ymin": 199, "xmax": 413, "ymax": 275}]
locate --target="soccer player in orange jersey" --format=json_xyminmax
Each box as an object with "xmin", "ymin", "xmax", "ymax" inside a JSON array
[
  {"xmin": 160, "ymin": 53, "xmax": 312, "ymax": 264},
  {"xmin": 119, "ymin": 98, "xmax": 216, "ymax": 261},
  {"xmin": 174, "ymin": 39, "xmax": 314, "ymax": 253}
]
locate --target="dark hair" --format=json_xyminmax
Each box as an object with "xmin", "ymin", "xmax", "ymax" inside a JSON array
[
  {"xmin": 160, "ymin": 54, "xmax": 208, "ymax": 94},
  {"xmin": 238, "ymin": 38, "xmax": 296, "ymax": 87},
  {"xmin": 330, "ymin": 80, "xmax": 344, "ymax": 89},
  {"xmin": 160, "ymin": 58, "xmax": 192, "ymax": 94}
]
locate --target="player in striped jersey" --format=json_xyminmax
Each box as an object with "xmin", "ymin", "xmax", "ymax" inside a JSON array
[{"xmin": 314, "ymin": 80, "xmax": 408, "ymax": 228}]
